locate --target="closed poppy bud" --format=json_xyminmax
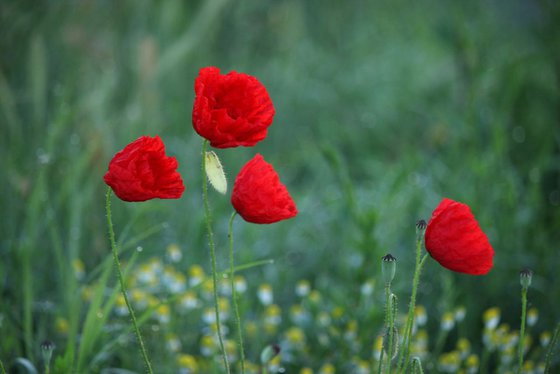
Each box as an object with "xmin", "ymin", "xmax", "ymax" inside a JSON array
[
  {"xmin": 204, "ymin": 151, "xmax": 227, "ymax": 195},
  {"xmin": 104, "ymin": 135, "xmax": 185, "ymax": 202},
  {"xmin": 381, "ymin": 254, "xmax": 397, "ymax": 285},
  {"xmin": 425, "ymin": 198, "xmax": 494, "ymax": 275},
  {"xmin": 192, "ymin": 66, "xmax": 275, "ymax": 148},
  {"xmin": 231, "ymin": 154, "xmax": 298, "ymax": 224}
]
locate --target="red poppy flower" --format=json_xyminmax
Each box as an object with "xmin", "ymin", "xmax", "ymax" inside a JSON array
[
  {"xmin": 231, "ymin": 154, "xmax": 298, "ymax": 224},
  {"xmin": 192, "ymin": 66, "xmax": 275, "ymax": 148},
  {"xmin": 425, "ymin": 198, "xmax": 494, "ymax": 275},
  {"xmin": 104, "ymin": 135, "xmax": 185, "ymax": 202}
]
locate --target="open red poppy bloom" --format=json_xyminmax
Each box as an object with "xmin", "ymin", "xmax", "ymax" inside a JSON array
[
  {"xmin": 425, "ymin": 198, "xmax": 494, "ymax": 275},
  {"xmin": 192, "ymin": 66, "xmax": 275, "ymax": 148},
  {"xmin": 231, "ymin": 154, "xmax": 298, "ymax": 224},
  {"xmin": 104, "ymin": 135, "xmax": 185, "ymax": 202}
]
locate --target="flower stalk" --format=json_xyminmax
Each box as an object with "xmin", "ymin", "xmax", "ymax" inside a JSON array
[
  {"xmin": 229, "ymin": 211, "xmax": 246, "ymax": 373},
  {"xmin": 201, "ymin": 140, "xmax": 230, "ymax": 374},
  {"xmin": 518, "ymin": 268, "xmax": 533, "ymax": 373},
  {"xmin": 106, "ymin": 188, "xmax": 153, "ymax": 374},
  {"xmin": 397, "ymin": 220, "xmax": 428, "ymax": 373}
]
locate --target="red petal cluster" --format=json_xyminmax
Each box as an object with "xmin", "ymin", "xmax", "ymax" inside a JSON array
[
  {"xmin": 425, "ymin": 198, "xmax": 494, "ymax": 275},
  {"xmin": 104, "ymin": 136, "xmax": 185, "ymax": 202},
  {"xmin": 192, "ymin": 67, "xmax": 275, "ymax": 148},
  {"xmin": 231, "ymin": 154, "xmax": 298, "ymax": 224}
]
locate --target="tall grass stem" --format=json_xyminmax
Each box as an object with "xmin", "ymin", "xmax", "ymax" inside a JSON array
[{"xmin": 106, "ymin": 188, "xmax": 153, "ymax": 374}]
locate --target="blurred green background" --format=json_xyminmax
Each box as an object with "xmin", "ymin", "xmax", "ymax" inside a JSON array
[{"xmin": 1, "ymin": 0, "xmax": 559, "ymax": 371}]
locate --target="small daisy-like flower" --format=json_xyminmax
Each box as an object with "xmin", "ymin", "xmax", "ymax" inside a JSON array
[
  {"xmin": 115, "ymin": 294, "xmax": 128, "ymax": 317},
  {"xmin": 456, "ymin": 338, "xmax": 470, "ymax": 359},
  {"xmin": 360, "ymin": 278, "xmax": 375, "ymax": 297},
  {"xmin": 200, "ymin": 335, "xmax": 216, "ymax": 357},
  {"xmin": 178, "ymin": 291, "xmax": 200, "ymax": 311},
  {"xmin": 527, "ymin": 307, "xmax": 538, "ymax": 326},
  {"xmin": 331, "ymin": 306, "xmax": 344, "ymax": 320},
  {"xmin": 176, "ymin": 353, "xmax": 198, "ymax": 373},
  {"xmin": 154, "ymin": 304, "xmax": 171, "ymax": 324},
  {"xmin": 218, "ymin": 297, "xmax": 230, "ymax": 320},
  {"xmin": 318, "ymin": 363, "xmax": 335, "ymax": 374},
  {"xmin": 166, "ymin": 333, "xmax": 181, "ymax": 352},
  {"xmin": 454, "ymin": 306, "xmax": 466, "ymax": 322},
  {"xmin": 264, "ymin": 304, "xmax": 282, "ymax": 326},
  {"xmin": 465, "ymin": 354, "xmax": 479, "ymax": 374},
  {"xmin": 540, "ymin": 331, "xmax": 551, "ymax": 347},
  {"xmin": 317, "ymin": 311, "xmax": 332, "ymax": 327},
  {"xmin": 412, "ymin": 329, "xmax": 428, "ymax": 357},
  {"xmin": 483, "ymin": 307, "xmax": 501, "ymax": 330},
  {"xmin": 258, "ymin": 283, "xmax": 274, "ymax": 305},
  {"xmin": 202, "ymin": 307, "xmax": 217, "ymax": 324},
  {"xmin": 344, "ymin": 320, "xmax": 358, "ymax": 341},
  {"xmin": 131, "ymin": 289, "xmax": 150, "ymax": 310},
  {"xmin": 373, "ymin": 335, "xmax": 384, "ymax": 360},
  {"xmin": 300, "ymin": 368, "xmax": 314, "ymax": 374},
  {"xmin": 81, "ymin": 285, "xmax": 94, "ymax": 301},
  {"xmin": 225, "ymin": 339, "xmax": 237, "ymax": 363},
  {"xmin": 290, "ymin": 304, "xmax": 309, "ymax": 325},
  {"xmin": 285, "ymin": 327, "xmax": 306, "ymax": 348},
  {"xmin": 438, "ymin": 351, "xmax": 461, "ymax": 373},
  {"xmin": 55, "ymin": 317, "xmax": 69, "ymax": 335},
  {"xmin": 188, "ymin": 265, "xmax": 206, "ymax": 287},
  {"xmin": 352, "ymin": 359, "xmax": 369, "ymax": 374},
  {"xmin": 500, "ymin": 345, "xmax": 515, "ymax": 365},
  {"xmin": 309, "ymin": 290, "xmax": 322, "ymax": 304},
  {"xmin": 245, "ymin": 321, "xmax": 258, "ymax": 338},
  {"xmin": 441, "ymin": 312, "xmax": 455, "ymax": 331},
  {"xmin": 295, "ymin": 279, "xmax": 311, "ymax": 297},
  {"xmin": 162, "ymin": 267, "xmax": 186, "ymax": 294},
  {"xmin": 415, "ymin": 305, "xmax": 427, "ymax": 326},
  {"xmin": 166, "ymin": 243, "xmax": 182, "ymax": 263},
  {"xmin": 234, "ymin": 275, "xmax": 247, "ymax": 293},
  {"xmin": 523, "ymin": 360, "xmax": 535, "ymax": 374},
  {"xmin": 72, "ymin": 259, "xmax": 85, "ymax": 281}
]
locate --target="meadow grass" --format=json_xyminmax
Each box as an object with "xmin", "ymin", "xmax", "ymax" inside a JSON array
[{"xmin": 1, "ymin": 0, "xmax": 559, "ymax": 372}]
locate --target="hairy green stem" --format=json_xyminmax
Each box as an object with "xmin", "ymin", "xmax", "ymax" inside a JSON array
[
  {"xmin": 544, "ymin": 322, "xmax": 560, "ymax": 373},
  {"xmin": 202, "ymin": 140, "xmax": 230, "ymax": 373},
  {"xmin": 106, "ymin": 188, "xmax": 153, "ymax": 374},
  {"xmin": 377, "ymin": 342, "xmax": 385, "ymax": 374},
  {"xmin": 386, "ymin": 285, "xmax": 394, "ymax": 373},
  {"xmin": 398, "ymin": 253, "xmax": 429, "ymax": 373},
  {"xmin": 517, "ymin": 286, "xmax": 528, "ymax": 373},
  {"xmin": 229, "ymin": 211, "xmax": 245, "ymax": 373}
]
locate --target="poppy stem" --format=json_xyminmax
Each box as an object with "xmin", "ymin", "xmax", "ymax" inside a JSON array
[
  {"xmin": 201, "ymin": 140, "xmax": 231, "ymax": 374},
  {"xmin": 398, "ymin": 251, "xmax": 429, "ymax": 374},
  {"xmin": 544, "ymin": 322, "xmax": 560, "ymax": 373},
  {"xmin": 228, "ymin": 210, "xmax": 246, "ymax": 373},
  {"xmin": 105, "ymin": 188, "xmax": 153, "ymax": 374}
]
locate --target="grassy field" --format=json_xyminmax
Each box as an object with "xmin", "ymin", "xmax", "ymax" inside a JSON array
[{"xmin": 1, "ymin": 0, "xmax": 559, "ymax": 372}]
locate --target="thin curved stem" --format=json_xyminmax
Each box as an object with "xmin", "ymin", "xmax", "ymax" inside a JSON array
[
  {"xmin": 106, "ymin": 188, "xmax": 153, "ymax": 374},
  {"xmin": 229, "ymin": 211, "xmax": 245, "ymax": 373},
  {"xmin": 202, "ymin": 140, "xmax": 230, "ymax": 373}
]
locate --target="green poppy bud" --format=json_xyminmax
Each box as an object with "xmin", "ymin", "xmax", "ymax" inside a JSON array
[{"xmin": 382, "ymin": 254, "xmax": 397, "ymax": 285}]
